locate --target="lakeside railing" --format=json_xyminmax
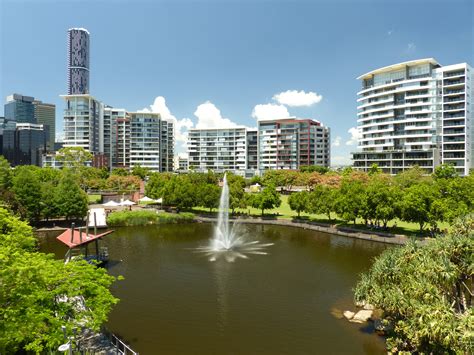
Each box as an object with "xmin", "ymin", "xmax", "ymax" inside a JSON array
[{"xmin": 110, "ymin": 333, "xmax": 138, "ymax": 355}]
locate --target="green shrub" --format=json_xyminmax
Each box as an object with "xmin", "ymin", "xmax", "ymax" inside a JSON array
[{"xmin": 107, "ymin": 210, "xmax": 194, "ymax": 226}]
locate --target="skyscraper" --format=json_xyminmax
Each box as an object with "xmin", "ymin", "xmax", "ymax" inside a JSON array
[
  {"xmin": 67, "ymin": 28, "xmax": 90, "ymax": 95},
  {"xmin": 5, "ymin": 94, "xmax": 35, "ymax": 123},
  {"xmin": 33, "ymin": 100, "xmax": 55, "ymax": 150}
]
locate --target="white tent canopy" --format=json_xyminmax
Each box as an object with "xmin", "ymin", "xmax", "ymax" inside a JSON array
[
  {"xmin": 155, "ymin": 198, "xmax": 163, "ymax": 204},
  {"xmin": 103, "ymin": 200, "xmax": 120, "ymax": 207},
  {"xmin": 120, "ymin": 199, "xmax": 136, "ymax": 206},
  {"xmin": 139, "ymin": 196, "xmax": 154, "ymax": 202}
]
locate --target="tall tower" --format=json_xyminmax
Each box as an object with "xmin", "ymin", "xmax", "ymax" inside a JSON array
[{"xmin": 67, "ymin": 28, "xmax": 90, "ymax": 95}]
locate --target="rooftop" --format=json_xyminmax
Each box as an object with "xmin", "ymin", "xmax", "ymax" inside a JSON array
[{"xmin": 357, "ymin": 58, "xmax": 440, "ymax": 80}]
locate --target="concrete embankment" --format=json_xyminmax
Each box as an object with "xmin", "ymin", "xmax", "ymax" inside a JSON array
[{"xmin": 195, "ymin": 216, "xmax": 419, "ymax": 245}]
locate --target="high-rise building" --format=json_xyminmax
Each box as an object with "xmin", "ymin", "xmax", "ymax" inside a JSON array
[
  {"xmin": 258, "ymin": 117, "xmax": 330, "ymax": 171},
  {"xmin": 129, "ymin": 112, "xmax": 162, "ymax": 171},
  {"xmin": 62, "ymin": 94, "xmax": 103, "ymax": 154},
  {"xmin": 33, "ymin": 100, "xmax": 55, "ymax": 150},
  {"xmin": 246, "ymin": 129, "xmax": 258, "ymax": 171},
  {"xmin": 3, "ymin": 123, "xmax": 48, "ymax": 166},
  {"xmin": 188, "ymin": 127, "xmax": 249, "ymax": 176},
  {"xmin": 160, "ymin": 119, "xmax": 175, "ymax": 172},
  {"xmin": 5, "ymin": 94, "xmax": 35, "ymax": 123},
  {"xmin": 353, "ymin": 58, "xmax": 473, "ymax": 175},
  {"xmin": 67, "ymin": 28, "xmax": 90, "ymax": 95}
]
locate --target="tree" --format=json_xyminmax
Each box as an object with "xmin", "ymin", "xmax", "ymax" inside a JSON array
[
  {"xmin": 399, "ymin": 182, "xmax": 439, "ymax": 232},
  {"xmin": 0, "ymin": 155, "xmax": 12, "ymax": 189},
  {"xmin": 161, "ymin": 176, "xmax": 198, "ymax": 210},
  {"xmin": 0, "ymin": 208, "xmax": 119, "ymax": 353},
  {"xmin": 433, "ymin": 163, "xmax": 457, "ymax": 180},
  {"xmin": 354, "ymin": 216, "xmax": 474, "ymax": 353},
  {"xmin": 199, "ymin": 183, "xmax": 221, "ymax": 212},
  {"xmin": 364, "ymin": 174, "xmax": 399, "ymax": 227},
  {"xmin": 12, "ymin": 166, "xmax": 43, "ymax": 222},
  {"xmin": 288, "ymin": 191, "xmax": 309, "ymax": 218},
  {"xmin": 335, "ymin": 179, "xmax": 367, "ymax": 224},
  {"xmin": 40, "ymin": 182, "xmax": 59, "ymax": 221},
  {"xmin": 131, "ymin": 164, "xmax": 150, "ymax": 180},
  {"xmin": 229, "ymin": 181, "xmax": 247, "ymax": 213},
  {"xmin": 249, "ymin": 184, "xmax": 281, "ymax": 216},
  {"xmin": 300, "ymin": 165, "xmax": 329, "ymax": 174},
  {"xmin": 307, "ymin": 185, "xmax": 337, "ymax": 221},
  {"xmin": 56, "ymin": 147, "xmax": 93, "ymax": 169},
  {"xmin": 54, "ymin": 173, "xmax": 88, "ymax": 220},
  {"xmin": 145, "ymin": 172, "xmax": 173, "ymax": 199},
  {"xmin": 111, "ymin": 167, "xmax": 130, "ymax": 176},
  {"xmin": 368, "ymin": 163, "xmax": 382, "ymax": 176},
  {"xmin": 106, "ymin": 175, "xmax": 141, "ymax": 192}
]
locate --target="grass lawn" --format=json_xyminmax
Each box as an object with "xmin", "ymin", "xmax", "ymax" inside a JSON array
[
  {"xmin": 193, "ymin": 194, "xmax": 450, "ymax": 237},
  {"xmin": 87, "ymin": 194, "xmax": 102, "ymax": 204}
]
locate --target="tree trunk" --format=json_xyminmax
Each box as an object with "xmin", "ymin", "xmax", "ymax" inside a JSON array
[
  {"xmin": 261, "ymin": 209, "xmax": 264, "ymax": 216},
  {"xmin": 298, "ymin": 211, "xmax": 301, "ymax": 218}
]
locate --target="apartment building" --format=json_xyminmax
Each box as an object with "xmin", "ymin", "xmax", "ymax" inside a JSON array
[
  {"xmin": 62, "ymin": 94, "xmax": 103, "ymax": 154},
  {"xmin": 353, "ymin": 58, "xmax": 473, "ymax": 175},
  {"xmin": 258, "ymin": 117, "xmax": 330, "ymax": 171},
  {"xmin": 188, "ymin": 127, "xmax": 249, "ymax": 176}
]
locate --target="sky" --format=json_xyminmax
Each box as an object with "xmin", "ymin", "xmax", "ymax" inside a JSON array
[{"xmin": 1, "ymin": 0, "xmax": 473, "ymax": 164}]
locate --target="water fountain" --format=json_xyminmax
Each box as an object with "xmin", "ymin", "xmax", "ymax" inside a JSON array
[{"xmin": 197, "ymin": 174, "xmax": 273, "ymax": 262}]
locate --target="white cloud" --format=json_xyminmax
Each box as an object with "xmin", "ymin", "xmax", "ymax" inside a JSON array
[
  {"xmin": 194, "ymin": 101, "xmax": 239, "ymax": 129},
  {"xmin": 140, "ymin": 96, "xmax": 194, "ymax": 152},
  {"xmin": 387, "ymin": 29, "xmax": 393, "ymax": 36},
  {"xmin": 346, "ymin": 127, "xmax": 361, "ymax": 146},
  {"xmin": 273, "ymin": 90, "xmax": 322, "ymax": 107},
  {"xmin": 331, "ymin": 155, "xmax": 352, "ymax": 167},
  {"xmin": 251, "ymin": 103, "xmax": 290, "ymax": 121},
  {"xmin": 331, "ymin": 136, "xmax": 342, "ymax": 147}
]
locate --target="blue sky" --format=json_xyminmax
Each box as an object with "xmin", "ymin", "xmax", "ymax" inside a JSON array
[{"xmin": 1, "ymin": 0, "xmax": 473, "ymax": 164}]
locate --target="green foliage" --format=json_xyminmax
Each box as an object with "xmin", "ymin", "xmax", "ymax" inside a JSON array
[
  {"xmin": 368, "ymin": 163, "xmax": 382, "ymax": 176},
  {"xmin": 0, "ymin": 155, "xmax": 12, "ymax": 189},
  {"xmin": 249, "ymin": 184, "xmax": 281, "ymax": 216},
  {"xmin": 54, "ymin": 172, "xmax": 88, "ymax": 220},
  {"xmin": 12, "ymin": 166, "xmax": 43, "ymax": 222},
  {"xmin": 111, "ymin": 167, "xmax": 130, "ymax": 176},
  {"xmin": 433, "ymin": 163, "xmax": 457, "ymax": 180},
  {"xmin": 107, "ymin": 210, "xmax": 195, "ymax": 226},
  {"xmin": 56, "ymin": 147, "xmax": 93, "ymax": 169},
  {"xmin": 400, "ymin": 182, "xmax": 440, "ymax": 232},
  {"xmin": 199, "ymin": 183, "xmax": 221, "ymax": 212},
  {"xmin": 288, "ymin": 191, "xmax": 309, "ymax": 217},
  {"xmin": 105, "ymin": 175, "xmax": 141, "ymax": 192},
  {"xmin": 229, "ymin": 180, "xmax": 247, "ymax": 213},
  {"xmin": 0, "ymin": 208, "xmax": 118, "ymax": 353},
  {"xmin": 354, "ymin": 216, "xmax": 474, "ymax": 353},
  {"xmin": 307, "ymin": 185, "xmax": 337, "ymax": 221},
  {"xmin": 300, "ymin": 165, "xmax": 329, "ymax": 174},
  {"xmin": 131, "ymin": 164, "xmax": 150, "ymax": 180}
]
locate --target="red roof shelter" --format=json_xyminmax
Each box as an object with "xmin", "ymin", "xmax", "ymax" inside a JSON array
[{"xmin": 57, "ymin": 229, "xmax": 114, "ymax": 248}]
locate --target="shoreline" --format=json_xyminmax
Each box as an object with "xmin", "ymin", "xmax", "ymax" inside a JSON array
[
  {"xmin": 195, "ymin": 216, "xmax": 420, "ymax": 245},
  {"xmin": 35, "ymin": 214, "xmax": 425, "ymax": 245}
]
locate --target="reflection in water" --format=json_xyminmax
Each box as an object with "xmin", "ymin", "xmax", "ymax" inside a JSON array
[{"xmin": 196, "ymin": 239, "xmax": 274, "ymax": 262}]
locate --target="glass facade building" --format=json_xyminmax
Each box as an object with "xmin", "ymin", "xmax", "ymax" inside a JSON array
[
  {"xmin": 4, "ymin": 94, "xmax": 35, "ymax": 123},
  {"xmin": 2, "ymin": 123, "xmax": 48, "ymax": 166}
]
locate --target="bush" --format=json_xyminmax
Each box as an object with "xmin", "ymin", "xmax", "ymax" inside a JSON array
[
  {"xmin": 107, "ymin": 210, "xmax": 195, "ymax": 226},
  {"xmin": 354, "ymin": 215, "xmax": 474, "ymax": 353}
]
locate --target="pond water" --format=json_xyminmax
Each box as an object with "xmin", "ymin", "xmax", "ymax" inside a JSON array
[{"xmin": 39, "ymin": 223, "xmax": 389, "ymax": 354}]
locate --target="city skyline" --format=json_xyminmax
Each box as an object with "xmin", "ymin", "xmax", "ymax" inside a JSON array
[{"xmin": 1, "ymin": 0, "xmax": 472, "ymax": 164}]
